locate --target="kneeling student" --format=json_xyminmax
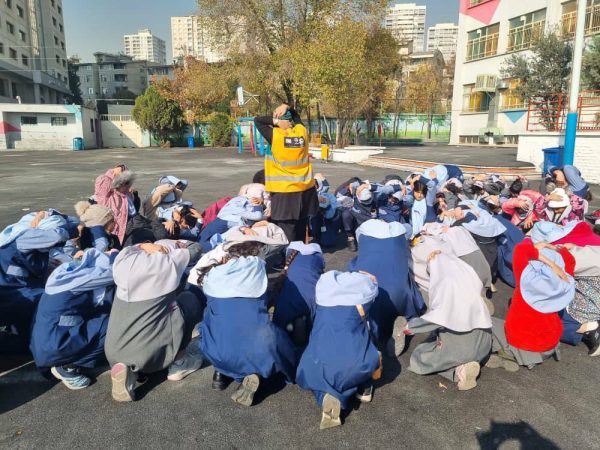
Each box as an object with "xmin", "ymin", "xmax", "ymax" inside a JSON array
[
  {"xmin": 198, "ymin": 253, "xmax": 296, "ymax": 407},
  {"xmin": 296, "ymin": 271, "xmax": 381, "ymax": 430},
  {"xmin": 105, "ymin": 240, "xmax": 204, "ymax": 402},
  {"xmin": 30, "ymin": 249, "xmax": 116, "ymax": 389},
  {"xmin": 407, "ymin": 252, "xmax": 492, "ymax": 391}
]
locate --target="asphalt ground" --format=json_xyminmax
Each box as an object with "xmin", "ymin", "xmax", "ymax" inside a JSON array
[{"xmin": 0, "ymin": 147, "xmax": 599, "ymax": 449}]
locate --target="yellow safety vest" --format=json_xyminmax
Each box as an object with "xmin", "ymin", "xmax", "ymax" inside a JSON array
[{"xmin": 265, "ymin": 124, "xmax": 314, "ymax": 193}]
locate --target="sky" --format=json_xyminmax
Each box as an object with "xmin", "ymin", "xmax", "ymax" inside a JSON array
[{"xmin": 63, "ymin": 0, "xmax": 460, "ymax": 63}]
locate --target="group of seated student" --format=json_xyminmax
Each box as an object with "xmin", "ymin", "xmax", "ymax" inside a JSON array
[{"xmin": 2, "ymin": 161, "xmax": 600, "ymax": 431}]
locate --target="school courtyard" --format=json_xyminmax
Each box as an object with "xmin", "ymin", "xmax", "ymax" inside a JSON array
[{"xmin": 1, "ymin": 146, "xmax": 599, "ymax": 449}]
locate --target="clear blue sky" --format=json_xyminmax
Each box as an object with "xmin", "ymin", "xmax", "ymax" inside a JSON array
[{"xmin": 63, "ymin": 0, "xmax": 459, "ymax": 63}]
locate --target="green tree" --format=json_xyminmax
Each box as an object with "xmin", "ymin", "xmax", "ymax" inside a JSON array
[
  {"xmin": 132, "ymin": 86, "xmax": 185, "ymax": 145},
  {"xmin": 404, "ymin": 64, "xmax": 445, "ymax": 139},
  {"xmin": 66, "ymin": 61, "xmax": 82, "ymax": 105},
  {"xmin": 196, "ymin": 0, "xmax": 387, "ymax": 105},
  {"xmin": 582, "ymin": 35, "xmax": 600, "ymax": 90},
  {"xmin": 207, "ymin": 112, "xmax": 234, "ymax": 147},
  {"xmin": 503, "ymin": 31, "xmax": 572, "ymax": 131}
]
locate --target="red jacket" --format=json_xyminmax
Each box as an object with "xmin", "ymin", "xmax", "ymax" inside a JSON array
[{"xmin": 505, "ymin": 240, "xmax": 576, "ymax": 352}]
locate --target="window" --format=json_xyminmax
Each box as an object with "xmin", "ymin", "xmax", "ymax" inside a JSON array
[
  {"xmin": 11, "ymin": 82, "xmax": 17, "ymax": 97},
  {"xmin": 0, "ymin": 79, "xmax": 6, "ymax": 97},
  {"xmin": 19, "ymin": 30, "xmax": 26, "ymax": 42},
  {"xmin": 100, "ymin": 74, "xmax": 107, "ymax": 82},
  {"xmin": 51, "ymin": 0, "xmax": 55, "ymax": 6},
  {"xmin": 17, "ymin": 5, "xmax": 23, "ymax": 17},
  {"xmin": 88, "ymin": 87, "xmax": 94, "ymax": 95},
  {"xmin": 507, "ymin": 9, "xmax": 546, "ymax": 52},
  {"xmin": 58, "ymin": 6, "xmax": 62, "ymax": 15},
  {"xmin": 90, "ymin": 118, "xmax": 95, "ymax": 132},
  {"xmin": 462, "ymin": 84, "xmax": 490, "ymax": 113},
  {"xmin": 466, "ymin": 23, "xmax": 499, "ymax": 61},
  {"xmin": 101, "ymin": 87, "xmax": 108, "ymax": 95},
  {"xmin": 9, "ymin": 48, "xmax": 17, "ymax": 59},
  {"xmin": 54, "ymin": 36, "xmax": 59, "ymax": 45},
  {"xmin": 501, "ymin": 79, "xmax": 526, "ymax": 110},
  {"xmin": 113, "ymin": 63, "xmax": 125, "ymax": 70},
  {"xmin": 114, "ymin": 74, "xmax": 127, "ymax": 82},
  {"xmin": 59, "ymin": 24, "xmax": 63, "ymax": 33},
  {"xmin": 6, "ymin": 21, "xmax": 14, "ymax": 34},
  {"xmin": 61, "ymin": 41, "xmax": 65, "ymax": 50},
  {"xmin": 51, "ymin": 117, "xmax": 67, "ymax": 126},
  {"xmin": 52, "ymin": 17, "xmax": 57, "ymax": 27},
  {"xmin": 562, "ymin": 0, "xmax": 600, "ymax": 36},
  {"xmin": 21, "ymin": 116, "xmax": 38, "ymax": 125},
  {"xmin": 55, "ymin": 55, "xmax": 60, "ymax": 64},
  {"xmin": 62, "ymin": 59, "xmax": 66, "ymax": 68},
  {"xmin": 85, "ymin": 75, "xmax": 90, "ymax": 82},
  {"xmin": 5, "ymin": 0, "xmax": 11, "ymax": 8},
  {"xmin": 0, "ymin": 43, "xmax": 4, "ymax": 54},
  {"xmin": 21, "ymin": 54, "xmax": 28, "ymax": 66}
]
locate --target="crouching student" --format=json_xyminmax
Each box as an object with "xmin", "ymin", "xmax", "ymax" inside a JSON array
[
  {"xmin": 105, "ymin": 240, "xmax": 204, "ymax": 402},
  {"xmin": 489, "ymin": 241, "xmax": 575, "ymax": 371},
  {"xmin": 0, "ymin": 211, "xmax": 77, "ymax": 350},
  {"xmin": 348, "ymin": 220, "xmax": 425, "ymax": 355},
  {"xmin": 272, "ymin": 242, "xmax": 325, "ymax": 345},
  {"xmin": 30, "ymin": 249, "xmax": 116, "ymax": 389},
  {"xmin": 406, "ymin": 252, "xmax": 492, "ymax": 391},
  {"xmin": 74, "ymin": 201, "xmax": 118, "ymax": 252},
  {"xmin": 199, "ymin": 184, "xmax": 266, "ymax": 250},
  {"xmin": 310, "ymin": 193, "xmax": 341, "ymax": 248},
  {"xmin": 198, "ymin": 254, "xmax": 296, "ymax": 406},
  {"xmin": 558, "ymin": 244, "xmax": 600, "ymax": 356},
  {"xmin": 296, "ymin": 271, "xmax": 381, "ymax": 430}
]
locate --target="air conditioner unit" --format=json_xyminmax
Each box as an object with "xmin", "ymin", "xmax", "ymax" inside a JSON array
[{"xmin": 475, "ymin": 74, "xmax": 498, "ymax": 93}]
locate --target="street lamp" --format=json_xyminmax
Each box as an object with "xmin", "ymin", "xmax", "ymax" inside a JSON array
[{"xmin": 564, "ymin": 0, "xmax": 588, "ymax": 165}]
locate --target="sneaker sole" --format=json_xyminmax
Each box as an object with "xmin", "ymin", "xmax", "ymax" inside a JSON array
[
  {"xmin": 320, "ymin": 393, "xmax": 342, "ymax": 430},
  {"xmin": 50, "ymin": 367, "xmax": 89, "ymax": 390},
  {"xmin": 590, "ymin": 345, "xmax": 600, "ymax": 357},
  {"xmin": 390, "ymin": 316, "xmax": 407, "ymax": 358},
  {"xmin": 458, "ymin": 362, "xmax": 480, "ymax": 391},
  {"xmin": 355, "ymin": 392, "xmax": 373, "ymax": 403},
  {"xmin": 231, "ymin": 374, "xmax": 259, "ymax": 407},
  {"xmin": 485, "ymin": 355, "xmax": 519, "ymax": 373},
  {"xmin": 111, "ymin": 363, "xmax": 135, "ymax": 402}
]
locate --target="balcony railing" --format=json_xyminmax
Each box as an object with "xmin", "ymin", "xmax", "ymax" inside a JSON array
[
  {"xmin": 507, "ymin": 20, "xmax": 546, "ymax": 52},
  {"xmin": 562, "ymin": 4, "xmax": 600, "ymax": 36},
  {"xmin": 466, "ymin": 33, "xmax": 499, "ymax": 61}
]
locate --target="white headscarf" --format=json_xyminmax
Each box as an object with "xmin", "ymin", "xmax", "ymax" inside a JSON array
[
  {"xmin": 438, "ymin": 226, "xmax": 480, "ymax": 257},
  {"xmin": 113, "ymin": 242, "xmax": 190, "ymax": 302},
  {"xmin": 422, "ymin": 252, "xmax": 491, "ymax": 332},
  {"xmin": 411, "ymin": 235, "xmax": 451, "ymax": 291},
  {"xmin": 203, "ymin": 256, "xmax": 267, "ymax": 299}
]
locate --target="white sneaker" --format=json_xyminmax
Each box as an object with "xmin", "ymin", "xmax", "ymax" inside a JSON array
[{"xmin": 167, "ymin": 348, "xmax": 203, "ymax": 381}]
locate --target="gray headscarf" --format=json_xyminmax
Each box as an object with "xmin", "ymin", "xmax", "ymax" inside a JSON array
[{"xmin": 113, "ymin": 242, "xmax": 190, "ymax": 302}]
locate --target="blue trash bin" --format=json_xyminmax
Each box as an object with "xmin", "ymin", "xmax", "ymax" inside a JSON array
[
  {"xmin": 73, "ymin": 137, "xmax": 84, "ymax": 151},
  {"xmin": 542, "ymin": 147, "xmax": 563, "ymax": 175},
  {"xmin": 188, "ymin": 136, "xmax": 195, "ymax": 149}
]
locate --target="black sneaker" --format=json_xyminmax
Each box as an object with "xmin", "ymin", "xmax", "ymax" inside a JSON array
[
  {"xmin": 582, "ymin": 324, "xmax": 600, "ymax": 357},
  {"xmin": 212, "ymin": 371, "xmax": 233, "ymax": 391},
  {"xmin": 355, "ymin": 384, "xmax": 373, "ymax": 403},
  {"xmin": 347, "ymin": 237, "xmax": 357, "ymax": 252}
]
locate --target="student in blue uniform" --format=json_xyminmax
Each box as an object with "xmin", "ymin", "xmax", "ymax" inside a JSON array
[
  {"xmin": 30, "ymin": 249, "xmax": 117, "ymax": 389},
  {"xmin": 296, "ymin": 271, "xmax": 381, "ymax": 430},
  {"xmin": 272, "ymin": 242, "xmax": 325, "ymax": 345},
  {"xmin": 199, "ymin": 184, "xmax": 266, "ymax": 251},
  {"xmin": 348, "ymin": 220, "xmax": 425, "ymax": 355},
  {"xmin": 0, "ymin": 210, "xmax": 77, "ymax": 350},
  {"xmin": 495, "ymin": 214, "xmax": 525, "ymax": 288},
  {"xmin": 310, "ymin": 193, "xmax": 341, "ymax": 248},
  {"xmin": 198, "ymin": 254, "xmax": 296, "ymax": 407},
  {"xmin": 407, "ymin": 178, "xmax": 437, "ymax": 238}
]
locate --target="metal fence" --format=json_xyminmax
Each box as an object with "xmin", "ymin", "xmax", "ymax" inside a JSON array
[{"xmin": 526, "ymin": 90, "xmax": 600, "ymax": 132}]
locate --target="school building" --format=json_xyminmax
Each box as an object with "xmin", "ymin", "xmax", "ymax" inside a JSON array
[{"xmin": 451, "ymin": 0, "xmax": 600, "ymax": 183}]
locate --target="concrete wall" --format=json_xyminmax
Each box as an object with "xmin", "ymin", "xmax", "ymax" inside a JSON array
[
  {"xmin": 517, "ymin": 133, "xmax": 600, "ymax": 184},
  {"xmin": 0, "ymin": 104, "xmax": 97, "ymax": 150}
]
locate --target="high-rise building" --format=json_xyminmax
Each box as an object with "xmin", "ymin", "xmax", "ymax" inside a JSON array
[
  {"xmin": 123, "ymin": 29, "xmax": 167, "ymax": 65},
  {"xmin": 385, "ymin": 3, "xmax": 427, "ymax": 52},
  {"xmin": 0, "ymin": 0, "xmax": 70, "ymax": 104},
  {"xmin": 427, "ymin": 23, "xmax": 458, "ymax": 62},
  {"xmin": 171, "ymin": 16, "xmax": 227, "ymax": 63}
]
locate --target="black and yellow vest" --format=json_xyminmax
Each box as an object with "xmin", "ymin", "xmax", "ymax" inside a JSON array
[{"xmin": 265, "ymin": 124, "xmax": 314, "ymax": 193}]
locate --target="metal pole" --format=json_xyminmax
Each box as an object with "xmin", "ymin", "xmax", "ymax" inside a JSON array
[{"xmin": 564, "ymin": 0, "xmax": 588, "ymax": 165}]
